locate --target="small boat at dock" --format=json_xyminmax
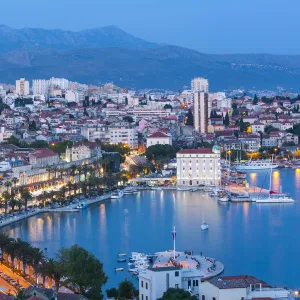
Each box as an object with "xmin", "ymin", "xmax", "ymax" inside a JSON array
[
  {"xmin": 117, "ymin": 253, "xmax": 126, "ymax": 256},
  {"xmin": 114, "ymin": 268, "xmax": 124, "ymax": 271},
  {"xmin": 111, "ymin": 190, "xmax": 124, "ymax": 199},
  {"xmin": 117, "ymin": 258, "xmax": 126, "ymax": 263}
]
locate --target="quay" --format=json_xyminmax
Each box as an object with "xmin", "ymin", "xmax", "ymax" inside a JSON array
[{"xmin": 0, "ymin": 193, "xmax": 112, "ymax": 228}]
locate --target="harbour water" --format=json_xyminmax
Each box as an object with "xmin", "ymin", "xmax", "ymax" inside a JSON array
[{"xmin": 1, "ymin": 168, "xmax": 300, "ymax": 289}]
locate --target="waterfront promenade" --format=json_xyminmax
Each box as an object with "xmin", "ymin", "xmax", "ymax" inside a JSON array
[{"xmin": 0, "ymin": 193, "xmax": 112, "ymax": 228}]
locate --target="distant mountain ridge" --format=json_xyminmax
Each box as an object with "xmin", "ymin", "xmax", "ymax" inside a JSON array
[
  {"xmin": 0, "ymin": 25, "xmax": 300, "ymax": 91},
  {"xmin": 0, "ymin": 24, "xmax": 157, "ymax": 53}
]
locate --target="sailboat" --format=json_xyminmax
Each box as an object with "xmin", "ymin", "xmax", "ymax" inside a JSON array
[
  {"xmin": 255, "ymin": 156, "xmax": 294, "ymax": 203},
  {"xmin": 201, "ymin": 212, "xmax": 209, "ymax": 230}
]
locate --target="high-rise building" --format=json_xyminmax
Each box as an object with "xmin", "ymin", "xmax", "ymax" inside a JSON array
[
  {"xmin": 32, "ymin": 79, "xmax": 48, "ymax": 95},
  {"xmin": 191, "ymin": 77, "xmax": 209, "ymax": 93},
  {"xmin": 194, "ymin": 91, "xmax": 209, "ymax": 133},
  {"xmin": 16, "ymin": 78, "xmax": 30, "ymax": 95}
]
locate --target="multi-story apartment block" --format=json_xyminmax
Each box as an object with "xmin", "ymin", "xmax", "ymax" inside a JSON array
[{"xmin": 16, "ymin": 78, "xmax": 30, "ymax": 96}]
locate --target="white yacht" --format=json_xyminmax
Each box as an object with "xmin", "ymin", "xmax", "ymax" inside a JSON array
[
  {"xmin": 235, "ymin": 159, "xmax": 278, "ymax": 170},
  {"xmin": 218, "ymin": 195, "xmax": 229, "ymax": 202},
  {"xmin": 255, "ymin": 156, "xmax": 294, "ymax": 203},
  {"xmin": 110, "ymin": 190, "xmax": 124, "ymax": 199}
]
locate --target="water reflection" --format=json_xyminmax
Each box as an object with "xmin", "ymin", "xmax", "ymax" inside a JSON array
[{"xmin": 1, "ymin": 170, "xmax": 299, "ymax": 289}]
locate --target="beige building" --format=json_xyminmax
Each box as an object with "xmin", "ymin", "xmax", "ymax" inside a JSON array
[
  {"xmin": 146, "ymin": 132, "xmax": 172, "ymax": 148},
  {"xmin": 16, "ymin": 77, "xmax": 30, "ymax": 95},
  {"xmin": 29, "ymin": 148, "xmax": 59, "ymax": 168},
  {"xmin": 194, "ymin": 92, "xmax": 209, "ymax": 133},
  {"xmin": 176, "ymin": 147, "xmax": 221, "ymax": 187},
  {"xmin": 65, "ymin": 142, "xmax": 101, "ymax": 162}
]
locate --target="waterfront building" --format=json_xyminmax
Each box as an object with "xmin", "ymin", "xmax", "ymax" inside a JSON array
[
  {"xmin": 109, "ymin": 122, "xmax": 138, "ymax": 149},
  {"xmin": 199, "ymin": 275, "xmax": 291, "ymax": 300},
  {"xmin": 29, "ymin": 148, "xmax": 59, "ymax": 168},
  {"xmin": 146, "ymin": 132, "xmax": 172, "ymax": 148},
  {"xmin": 176, "ymin": 147, "xmax": 221, "ymax": 187},
  {"xmin": 139, "ymin": 250, "xmax": 224, "ymax": 300},
  {"xmin": 16, "ymin": 77, "xmax": 30, "ymax": 95}
]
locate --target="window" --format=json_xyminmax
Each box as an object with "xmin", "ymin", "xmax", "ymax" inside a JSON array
[
  {"xmin": 175, "ymin": 271, "xmax": 179, "ymax": 277},
  {"xmin": 166, "ymin": 273, "xmax": 170, "ymax": 289},
  {"xmin": 183, "ymin": 181, "xmax": 185, "ymax": 184},
  {"xmin": 141, "ymin": 295, "xmax": 144, "ymax": 300},
  {"xmin": 202, "ymin": 296, "xmax": 205, "ymax": 300},
  {"xmin": 213, "ymin": 298, "xmax": 216, "ymax": 300},
  {"xmin": 189, "ymin": 180, "xmax": 192, "ymax": 186},
  {"xmin": 146, "ymin": 296, "xmax": 148, "ymax": 300},
  {"xmin": 141, "ymin": 281, "xmax": 143, "ymax": 288},
  {"xmin": 146, "ymin": 282, "xmax": 148, "ymax": 289},
  {"xmin": 175, "ymin": 284, "xmax": 179, "ymax": 288}
]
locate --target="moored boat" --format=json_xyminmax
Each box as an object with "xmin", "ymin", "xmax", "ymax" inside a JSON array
[
  {"xmin": 201, "ymin": 221, "xmax": 209, "ymax": 230},
  {"xmin": 111, "ymin": 190, "xmax": 124, "ymax": 199}
]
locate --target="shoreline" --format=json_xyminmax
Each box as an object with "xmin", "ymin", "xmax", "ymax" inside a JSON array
[{"xmin": 0, "ymin": 193, "xmax": 112, "ymax": 229}]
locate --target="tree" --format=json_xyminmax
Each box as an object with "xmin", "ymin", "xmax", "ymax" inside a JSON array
[
  {"xmin": 106, "ymin": 288, "xmax": 118, "ymax": 299},
  {"xmin": 163, "ymin": 104, "xmax": 173, "ymax": 110},
  {"xmin": 253, "ymin": 94, "xmax": 259, "ymax": 105},
  {"xmin": 56, "ymin": 244, "xmax": 108, "ymax": 299},
  {"xmin": 118, "ymin": 279, "xmax": 138, "ymax": 300},
  {"xmin": 145, "ymin": 144, "xmax": 178, "ymax": 163},
  {"xmin": 20, "ymin": 189, "xmax": 32, "ymax": 211},
  {"xmin": 224, "ymin": 112, "xmax": 230, "ymax": 127},
  {"xmin": 2, "ymin": 191, "xmax": 10, "ymax": 214},
  {"xmin": 0, "ymin": 233, "xmax": 13, "ymax": 259},
  {"xmin": 123, "ymin": 116, "xmax": 134, "ymax": 123},
  {"xmin": 185, "ymin": 109, "xmax": 193, "ymax": 126},
  {"xmin": 158, "ymin": 288, "xmax": 197, "ymax": 300}
]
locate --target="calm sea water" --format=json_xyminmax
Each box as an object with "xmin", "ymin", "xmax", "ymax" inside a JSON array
[{"xmin": 1, "ymin": 168, "xmax": 300, "ymax": 289}]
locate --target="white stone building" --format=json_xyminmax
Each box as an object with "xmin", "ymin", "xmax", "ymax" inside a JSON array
[
  {"xmin": 146, "ymin": 132, "xmax": 172, "ymax": 148},
  {"xmin": 199, "ymin": 275, "xmax": 290, "ymax": 300},
  {"xmin": 191, "ymin": 77, "xmax": 209, "ymax": 93},
  {"xmin": 194, "ymin": 92, "xmax": 209, "ymax": 133},
  {"xmin": 176, "ymin": 148, "xmax": 221, "ymax": 187},
  {"xmin": 65, "ymin": 142, "xmax": 101, "ymax": 162},
  {"xmin": 109, "ymin": 122, "xmax": 138, "ymax": 149}
]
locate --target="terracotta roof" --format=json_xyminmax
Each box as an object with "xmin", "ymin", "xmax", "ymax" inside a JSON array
[
  {"xmin": 209, "ymin": 275, "xmax": 271, "ymax": 289},
  {"xmin": 58, "ymin": 293, "xmax": 88, "ymax": 300},
  {"xmin": 148, "ymin": 132, "xmax": 169, "ymax": 138},
  {"xmin": 177, "ymin": 148, "xmax": 213, "ymax": 154},
  {"xmin": 29, "ymin": 148, "xmax": 58, "ymax": 158}
]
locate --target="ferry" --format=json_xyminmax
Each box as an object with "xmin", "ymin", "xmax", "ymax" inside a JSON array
[
  {"xmin": 76, "ymin": 202, "xmax": 87, "ymax": 209},
  {"xmin": 235, "ymin": 159, "xmax": 278, "ymax": 170}
]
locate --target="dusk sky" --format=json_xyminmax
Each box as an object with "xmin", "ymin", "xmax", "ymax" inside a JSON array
[{"xmin": 2, "ymin": 0, "xmax": 300, "ymax": 54}]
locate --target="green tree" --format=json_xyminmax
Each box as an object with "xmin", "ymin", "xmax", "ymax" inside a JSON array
[
  {"xmin": 20, "ymin": 189, "xmax": 32, "ymax": 211},
  {"xmin": 163, "ymin": 104, "xmax": 173, "ymax": 110},
  {"xmin": 123, "ymin": 116, "xmax": 134, "ymax": 123},
  {"xmin": 145, "ymin": 144, "xmax": 178, "ymax": 163},
  {"xmin": 118, "ymin": 279, "xmax": 138, "ymax": 300},
  {"xmin": 106, "ymin": 288, "xmax": 118, "ymax": 299},
  {"xmin": 224, "ymin": 112, "xmax": 230, "ymax": 127},
  {"xmin": 158, "ymin": 288, "xmax": 197, "ymax": 300},
  {"xmin": 253, "ymin": 94, "xmax": 259, "ymax": 105},
  {"xmin": 56, "ymin": 244, "xmax": 107, "ymax": 299}
]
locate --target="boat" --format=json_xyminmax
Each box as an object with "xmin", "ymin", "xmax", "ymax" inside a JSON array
[
  {"xmin": 176, "ymin": 187, "xmax": 191, "ymax": 191},
  {"xmin": 76, "ymin": 202, "xmax": 87, "ymax": 209},
  {"xmin": 230, "ymin": 193, "xmax": 251, "ymax": 202},
  {"xmin": 117, "ymin": 253, "xmax": 126, "ymax": 256},
  {"xmin": 117, "ymin": 258, "xmax": 126, "ymax": 263},
  {"xmin": 152, "ymin": 186, "xmax": 162, "ymax": 190},
  {"xmin": 235, "ymin": 158, "xmax": 278, "ymax": 170},
  {"xmin": 124, "ymin": 188, "xmax": 139, "ymax": 195},
  {"xmin": 114, "ymin": 268, "xmax": 124, "ymax": 271},
  {"xmin": 201, "ymin": 221, "xmax": 209, "ymax": 230},
  {"xmin": 189, "ymin": 188, "xmax": 198, "ymax": 192},
  {"xmin": 218, "ymin": 195, "xmax": 229, "ymax": 202},
  {"xmin": 110, "ymin": 190, "xmax": 124, "ymax": 199},
  {"xmin": 255, "ymin": 156, "xmax": 294, "ymax": 203}
]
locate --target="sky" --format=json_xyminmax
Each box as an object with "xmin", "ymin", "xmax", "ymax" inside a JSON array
[{"xmin": 1, "ymin": 0, "xmax": 300, "ymax": 55}]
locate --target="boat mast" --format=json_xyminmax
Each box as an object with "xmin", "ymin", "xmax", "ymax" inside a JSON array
[
  {"xmin": 269, "ymin": 155, "xmax": 274, "ymax": 198},
  {"xmin": 172, "ymin": 226, "xmax": 176, "ymax": 260}
]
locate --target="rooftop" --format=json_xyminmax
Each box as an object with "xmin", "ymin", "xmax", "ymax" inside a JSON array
[{"xmin": 177, "ymin": 148, "xmax": 213, "ymax": 154}]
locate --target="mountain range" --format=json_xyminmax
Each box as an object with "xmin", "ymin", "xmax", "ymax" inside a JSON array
[{"xmin": 0, "ymin": 25, "xmax": 300, "ymax": 91}]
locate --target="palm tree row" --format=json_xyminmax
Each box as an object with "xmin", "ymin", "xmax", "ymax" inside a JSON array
[{"xmin": 0, "ymin": 233, "xmax": 62, "ymax": 290}]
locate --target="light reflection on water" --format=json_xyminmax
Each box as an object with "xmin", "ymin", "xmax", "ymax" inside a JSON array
[{"xmin": 1, "ymin": 169, "xmax": 299, "ymax": 289}]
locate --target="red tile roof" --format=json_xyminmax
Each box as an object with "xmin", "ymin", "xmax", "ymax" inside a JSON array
[
  {"xmin": 30, "ymin": 148, "xmax": 58, "ymax": 158},
  {"xmin": 148, "ymin": 132, "xmax": 169, "ymax": 138},
  {"xmin": 177, "ymin": 148, "xmax": 213, "ymax": 154}
]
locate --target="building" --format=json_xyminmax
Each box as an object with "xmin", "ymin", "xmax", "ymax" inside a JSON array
[
  {"xmin": 65, "ymin": 142, "xmax": 101, "ymax": 162},
  {"xmin": 109, "ymin": 122, "xmax": 138, "ymax": 149},
  {"xmin": 146, "ymin": 132, "xmax": 172, "ymax": 148},
  {"xmin": 191, "ymin": 77, "xmax": 209, "ymax": 93},
  {"xmin": 16, "ymin": 78, "xmax": 29, "ymax": 95},
  {"xmin": 176, "ymin": 147, "xmax": 221, "ymax": 187},
  {"xmin": 194, "ymin": 92, "xmax": 209, "ymax": 133},
  {"xmin": 29, "ymin": 148, "xmax": 59, "ymax": 168},
  {"xmin": 139, "ymin": 251, "xmax": 224, "ymax": 300},
  {"xmin": 32, "ymin": 79, "xmax": 48, "ymax": 95},
  {"xmin": 199, "ymin": 275, "xmax": 291, "ymax": 300}
]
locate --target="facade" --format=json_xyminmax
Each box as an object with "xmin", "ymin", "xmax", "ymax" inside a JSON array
[
  {"xmin": 191, "ymin": 77, "xmax": 209, "ymax": 93},
  {"xmin": 16, "ymin": 78, "xmax": 29, "ymax": 95},
  {"xmin": 32, "ymin": 79, "xmax": 48, "ymax": 95},
  {"xmin": 109, "ymin": 122, "xmax": 138, "ymax": 149},
  {"xmin": 146, "ymin": 132, "xmax": 172, "ymax": 148},
  {"xmin": 176, "ymin": 148, "xmax": 221, "ymax": 187},
  {"xmin": 65, "ymin": 142, "xmax": 101, "ymax": 162},
  {"xmin": 29, "ymin": 148, "xmax": 59, "ymax": 168},
  {"xmin": 194, "ymin": 92, "xmax": 209, "ymax": 133}
]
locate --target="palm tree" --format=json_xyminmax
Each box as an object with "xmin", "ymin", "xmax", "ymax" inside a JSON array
[
  {"xmin": 5, "ymin": 239, "xmax": 18, "ymax": 268},
  {"xmin": 11, "ymin": 177, "xmax": 18, "ymax": 189},
  {"xmin": 16, "ymin": 199, "xmax": 24, "ymax": 212},
  {"xmin": 82, "ymin": 164, "xmax": 89, "ymax": 182},
  {"xmin": 67, "ymin": 181, "xmax": 73, "ymax": 196},
  {"xmin": 15, "ymin": 239, "xmax": 31, "ymax": 275},
  {"xmin": 0, "ymin": 233, "xmax": 13, "ymax": 259},
  {"xmin": 2, "ymin": 191, "xmax": 11, "ymax": 214},
  {"xmin": 4, "ymin": 180, "xmax": 12, "ymax": 192},
  {"xmin": 45, "ymin": 258, "xmax": 62, "ymax": 291},
  {"xmin": 9, "ymin": 196, "xmax": 18, "ymax": 213},
  {"xmin": 73, "ymin": 182, "xmax": 79, "ymax": 195},
  {"xmin": 46, "ymin": 167, "xmax": 52, "ymax": 181},
  {"xmin": 41, "ymin": 191, "xmax": 49, "ymax": 207},
  {"xmin": 30, "ymin": 247, "xmax": 45, "ymax": 283},
  {"xmin": 20, "ymin": 189, "xmax": 32, "ymax": 211},
  {"xmin": 70, "ymin": 165, "xmax": 77, "ymax": 180}
]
